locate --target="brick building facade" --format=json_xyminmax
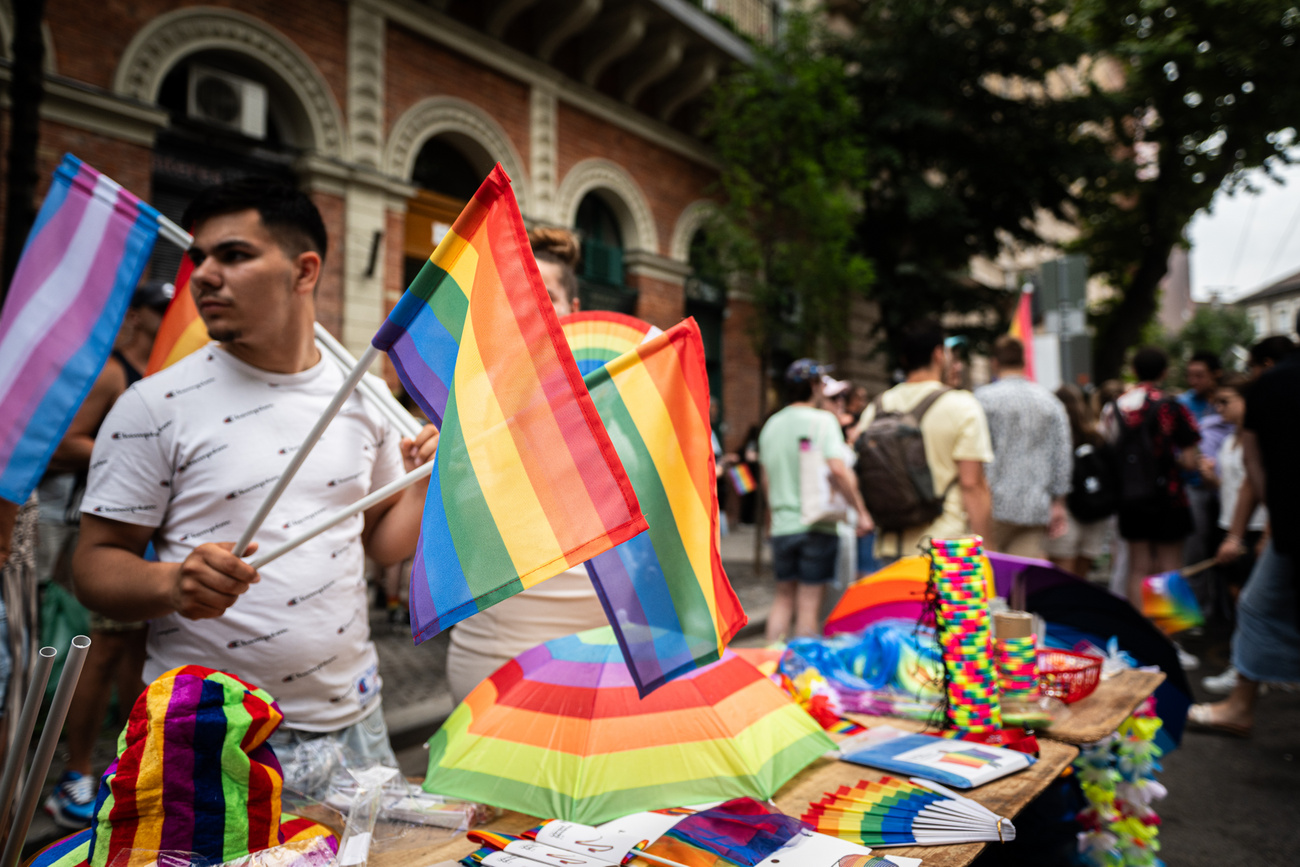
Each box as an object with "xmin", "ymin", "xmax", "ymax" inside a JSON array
[{"xmin": 1, "ymin": 0, "xmax": 786, "ymax": 450}]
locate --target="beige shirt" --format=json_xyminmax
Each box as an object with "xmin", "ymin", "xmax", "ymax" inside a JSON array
[{"xmin": 857, "ymin": 381, "xmax": 994, "ymax": 558}]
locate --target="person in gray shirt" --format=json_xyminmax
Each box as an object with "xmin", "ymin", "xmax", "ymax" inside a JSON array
[{"xmin": 975, "ymin": 336, "xmax": 1071, "ymax": 558}]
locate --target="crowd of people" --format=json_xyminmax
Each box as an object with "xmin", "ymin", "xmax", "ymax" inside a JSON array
[
  {"xmin": 0, "ymin": 174, "xmax": 1296, "ymax": 835},
  {"xmin": 755, "ymin": 316, "xmax": 1300, "ymax": 738}
]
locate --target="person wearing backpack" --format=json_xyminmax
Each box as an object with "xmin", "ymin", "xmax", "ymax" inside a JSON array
[
  {"xmin": 1048, "ymin": 384, "xmax": 1119, "ymax": 577},
  {"xmin": 974, "ymin": 336, "xmax": 1073, "ymax": 559},
  {"xmin": 851, "ymin": 319, "xmax": 993, "ymax": 563},
  {"xmin": 1098, "ymin": 346, "xmax": 1201, "ymax": 607},
  {"xmin": 759, "ymin": 359, "xmax": 873, "ymax": 642}
]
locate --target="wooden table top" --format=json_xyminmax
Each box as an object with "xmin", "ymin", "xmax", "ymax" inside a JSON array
[
  {"xmin": 367, "ymin": 732, "xmax": 1079, "ymax": 867},
  {"xmin": 364, "ymin": 672, "xmax": 1166, "ymax": 866},
  {"xmin": 1040, "ymin": 669, "xmax": 1166, "ymax": 745}
]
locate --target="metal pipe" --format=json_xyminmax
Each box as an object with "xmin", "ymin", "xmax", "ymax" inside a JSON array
[
  {"xmin": 2, "ymin": 636, "xmax": 90, "ymax": 867},
  {"xmin": 0, "ymin": 646, "xmax": 56, "ymax": 831}
]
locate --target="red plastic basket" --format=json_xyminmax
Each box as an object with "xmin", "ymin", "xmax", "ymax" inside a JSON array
[{"xmin": 1036, "ymin": 649, "xmax": 1103, "ymax": 703}]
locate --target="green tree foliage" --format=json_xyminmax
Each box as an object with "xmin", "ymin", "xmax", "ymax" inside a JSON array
[
  {"xmin": 704, "ymin": 9, "xmax": 873, "ymax": 408},
  {"xmin": 1163, "ymin": 305, "xmax": 1258, "ymax": 380},
  {"xmin": 1068, "ymin": 0, "xmax": 1300, "ymax": 379},
  {"xmin": 833, "ymin": 0, "xmax": 1112, "ymax": 351}
]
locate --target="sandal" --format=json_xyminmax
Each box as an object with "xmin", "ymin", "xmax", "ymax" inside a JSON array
[{"xmin": 1187, "ymin": 703, "xmax": 1252, "ymax": 738}]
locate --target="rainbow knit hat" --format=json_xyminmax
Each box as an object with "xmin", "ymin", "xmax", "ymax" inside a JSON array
[{"xmin": 28, "ymin": 666, "xmax": 335, "ymax": 867}]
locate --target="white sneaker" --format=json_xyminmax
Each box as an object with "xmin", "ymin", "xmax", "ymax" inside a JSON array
[
  {"xmin": 1174, "ymin": 643, "xmax": 1200, "ymax": 670},
  {"xmin": 1201, "ymin": 666, "xmax": 1238, "ymax": 694}
]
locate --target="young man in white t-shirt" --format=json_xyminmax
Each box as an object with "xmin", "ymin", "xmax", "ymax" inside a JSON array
[{"xmin": 73, "ymin": 180, "xmax": 437, "ymax": 776}]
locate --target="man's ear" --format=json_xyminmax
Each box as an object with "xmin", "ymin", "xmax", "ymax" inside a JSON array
[{"xmin": 292, "ymin": 250, "xmax": 323, "ymax": 296}]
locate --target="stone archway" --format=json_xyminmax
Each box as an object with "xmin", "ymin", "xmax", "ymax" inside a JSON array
[
  {"xmin": 384, "ymin": 95, "xmax": 530, "ymax": 214},
  {"xmin": 113, "ymin": 6, "xmax": 346, "ymax": 159},
  {"xmin": 555, "ymin": 158, "xmax": 659, "ymax": 254}
]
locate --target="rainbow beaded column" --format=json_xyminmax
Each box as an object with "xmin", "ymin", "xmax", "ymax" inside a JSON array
[{"xmin": 930, "ymin": 536, "xmax": 1001, "ymax": 734}]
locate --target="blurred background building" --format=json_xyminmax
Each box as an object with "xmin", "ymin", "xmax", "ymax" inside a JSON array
[{"xmin": 0, "ymin": 0, "xmax": 787, "ymax": 448}]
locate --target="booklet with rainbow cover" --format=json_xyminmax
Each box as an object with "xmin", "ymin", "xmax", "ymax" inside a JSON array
[{"xmin": 840, "ymin": 733, "xmax": 1035, "ymax": 788}]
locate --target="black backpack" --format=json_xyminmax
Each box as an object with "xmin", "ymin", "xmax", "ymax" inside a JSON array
[
  {"xmin": 1114, "ymin": 395, "xmax": 1170, "ymax": 504},
  {"xmin": 853, "ymin": 387, "xmax": 954, "ymax": 533},
  {"xmin": 1066, "ymin": 442, "xmax": 1120, "ymax": 522}
]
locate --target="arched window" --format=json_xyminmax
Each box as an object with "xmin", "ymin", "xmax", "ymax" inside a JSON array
[
  {"xmin": 404, "ymin": 137, "xmax": 485, "ymax": 286},
  {"xmin": 686, "ymin": 229, "xmax": 726, "ymax": 409},
  {"xmin": 148, "ymin": 52, "xmax": 300, "ymax": 280},
  {"xmin": 575, "ymin": 192, "xmax": 635, "ymax": 313}
]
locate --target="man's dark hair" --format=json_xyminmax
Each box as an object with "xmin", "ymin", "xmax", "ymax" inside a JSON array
[
  {"xmin": 182, "ymin": 178, "xmax": 328, "ymax": 262},
  {"xmin": 992, "ymin": 335, "xmax": 1025, "ymax": 369},
  {"xmin": 1249, "ymin": 335, "xmax": 1296, "ymax": 367},
  {"xmin": 1131, "ymin": 346, "xmax": 1169, "ymax": 382},
  {"xmin": 784, "ymin": 378, "xmax": 815, "ymax": 404},
  {"xmin": 1188, "ymin": 349, "xmax": 1221, "ymax": 373},
  {"xmin": 896, "ymin": 319, "xmax": 945, "ymax": 373}
]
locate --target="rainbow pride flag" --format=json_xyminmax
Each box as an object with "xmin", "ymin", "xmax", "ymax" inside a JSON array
[
  {"xmin": 729, "ymin": 463, "xmax": 756, "ymax": 496},
  {"xmin": 146, "ymin": 256, "xmax": 209, "ymax": 374},
  {"xmin": 373, "ymin": 164, "xmax": 646, "ymax": 642},
  {"xmin": 0, "ymin": 154, "xmax": 160, "ymax": 504},
  {"xmin": 582, "ymin": 318, "xmax": 747, "ymax": 696},
  {"xmin": 1006, "ymin": 290, "xmax": 1035, "ymax": 382}
]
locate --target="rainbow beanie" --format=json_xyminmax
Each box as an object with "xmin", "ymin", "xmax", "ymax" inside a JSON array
[{"xmin": 27, "ymin": 666, "xmax": 335, "ymax": 867}]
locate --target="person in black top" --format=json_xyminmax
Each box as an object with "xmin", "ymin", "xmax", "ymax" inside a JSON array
[{"xmin": 1190, "ymin": 312, "xmax": 1300, "ymax": 737}]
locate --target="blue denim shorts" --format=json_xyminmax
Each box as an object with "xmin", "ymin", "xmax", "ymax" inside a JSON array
[
  {"xmin": 771, "ymin": 531, "xmax": 840, "ymax": 585},
  {"xmin": 1232, "ymin": 541, "xmax": 1300, "ymax": 683}
]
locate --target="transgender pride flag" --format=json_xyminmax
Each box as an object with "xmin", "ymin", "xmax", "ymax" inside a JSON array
[{"xmin": 0, "ymin": 154, "xmax": 160, "ymax": 503}]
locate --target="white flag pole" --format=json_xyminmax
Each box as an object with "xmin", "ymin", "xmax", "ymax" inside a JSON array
[
  {"xmin": 247, "ymin": 460, "xmax": 433, "ymax": 570},
  {"xmin": 313, "ymin": 322, "xmax": 423, "ymax": 437},
  {"xmin": 232, "ymin": 344, "xmax": 381, "ymax": 557}
]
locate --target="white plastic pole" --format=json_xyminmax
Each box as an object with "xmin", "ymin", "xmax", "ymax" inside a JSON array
[
  {"xmin": 0, "ymin": 646, "xmax": 56, "ymax": 831},
  {"xmin": 232, "ymin": 345, "xmax": 380, "ymax": 558},
  {"xmin": 247, "ymin": 460, "xmax": 433, "ymax": 570},
  {"xmin": 313, "ymin": 323, "xmax": 423, "ymax": 437},
  {"xmin": 3, "ymin": 636, "xmax": 91, "ymax": 867}
]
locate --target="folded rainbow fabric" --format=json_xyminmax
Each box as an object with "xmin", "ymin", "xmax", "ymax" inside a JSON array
[
  {"xmin": 27, "ymin": 666, "xmax": 335, "ymax": 867},
  {"xmin": 372, "ymin": 164, "xmax": 647, "ymax": 641}
]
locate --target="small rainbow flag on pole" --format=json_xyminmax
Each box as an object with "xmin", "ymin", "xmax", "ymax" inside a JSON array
[
  {"xmin": 146, "ymin": 256, "xmax": 209, "ymax": 375},
  {"xmin": 373, "ymin": 164, "xmax": 647, "ymax": 642},
  {"xmin": 0, "ymin": 154, "xmax": 160, "ymax": 504},
  {"xmin": 728, "ymin": 463, "xmax": 756, "ymax": 496},
  {"xmin": 581, "ymin": 318, "xmax": 747, "ymax": 696}
]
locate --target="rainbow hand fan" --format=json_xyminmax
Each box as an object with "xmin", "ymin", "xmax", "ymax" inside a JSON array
[
  {"xmin": 802, "ymin": 777, "xmax": 1015, "ymax": 848},
  {"xmin": 1141, "ymin": 563, "xmax": 1207, "ymax": 635}
]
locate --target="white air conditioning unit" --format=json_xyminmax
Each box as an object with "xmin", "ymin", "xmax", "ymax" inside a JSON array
[{"xmin": 186, "ymin": 66, "xmax": 267, "ymax": 139}]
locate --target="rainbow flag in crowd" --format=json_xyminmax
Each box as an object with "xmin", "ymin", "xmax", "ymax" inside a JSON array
[
  {"xmin": 146, "ymin": 257, "xmax": 209, "ymax": 375},
  {"xmin": 581, "ymin": 319, "xmax": 747, "ymax": 696},
  {"xmin": 0, "ymin": 154, "xmax": 160, "ymax": 504},
  {"xmin": 373, "ymin": 164, "xmax": 647, "ymax": 642},
  {"xmin": 1007, "ymin": 290, "xmax": 1035, "ymax": 381},
  {"xmin": 729, "ymin": 463, "xmax": 756, "ymax": 496}
]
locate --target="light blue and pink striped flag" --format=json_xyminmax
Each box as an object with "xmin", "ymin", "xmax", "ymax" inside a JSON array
[{"xmin": 0, "ymin": 154, "xmax": 161, "ymax": 504}]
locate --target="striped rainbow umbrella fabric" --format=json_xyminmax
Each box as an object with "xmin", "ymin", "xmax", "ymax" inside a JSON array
[
  {"xmin": 372, "ymin": 164, "xmax": 647, "ymax": 642},
  {"xmin": 0, "ymin": 154, "xmax": 160, "ymax": 504},
  {"xmin": 581, "ymin": 318, "xmax": 747, "ymax": 696},
  {"xmin": 423, "ymin": 626, "xmax": 835, "ymax": 825},
  {"xmin": 559, "ymin": 310, "xmax": 661, "ymax": 376}
]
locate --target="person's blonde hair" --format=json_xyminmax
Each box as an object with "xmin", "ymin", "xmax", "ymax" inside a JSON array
[{"xmin": 529, "ymin": 226, "xmax": 580, "ymax": 302}]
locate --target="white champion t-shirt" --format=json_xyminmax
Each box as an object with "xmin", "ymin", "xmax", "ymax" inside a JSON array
[{"xmin": 83, "ymin": 344, "xmax": 404, "ymax": 731}]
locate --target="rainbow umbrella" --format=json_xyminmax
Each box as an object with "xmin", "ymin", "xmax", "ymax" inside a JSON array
[
  {"xmin": 559, "ymin": 310, "xmax": 662, "ymax": 376},
  {"xmin": 823, "ymin": 555, "xmax": 995, "ymax": 636},
  {"xmin": 423, "ymin": 626, "xmax": 834, "ymax": 824}
]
